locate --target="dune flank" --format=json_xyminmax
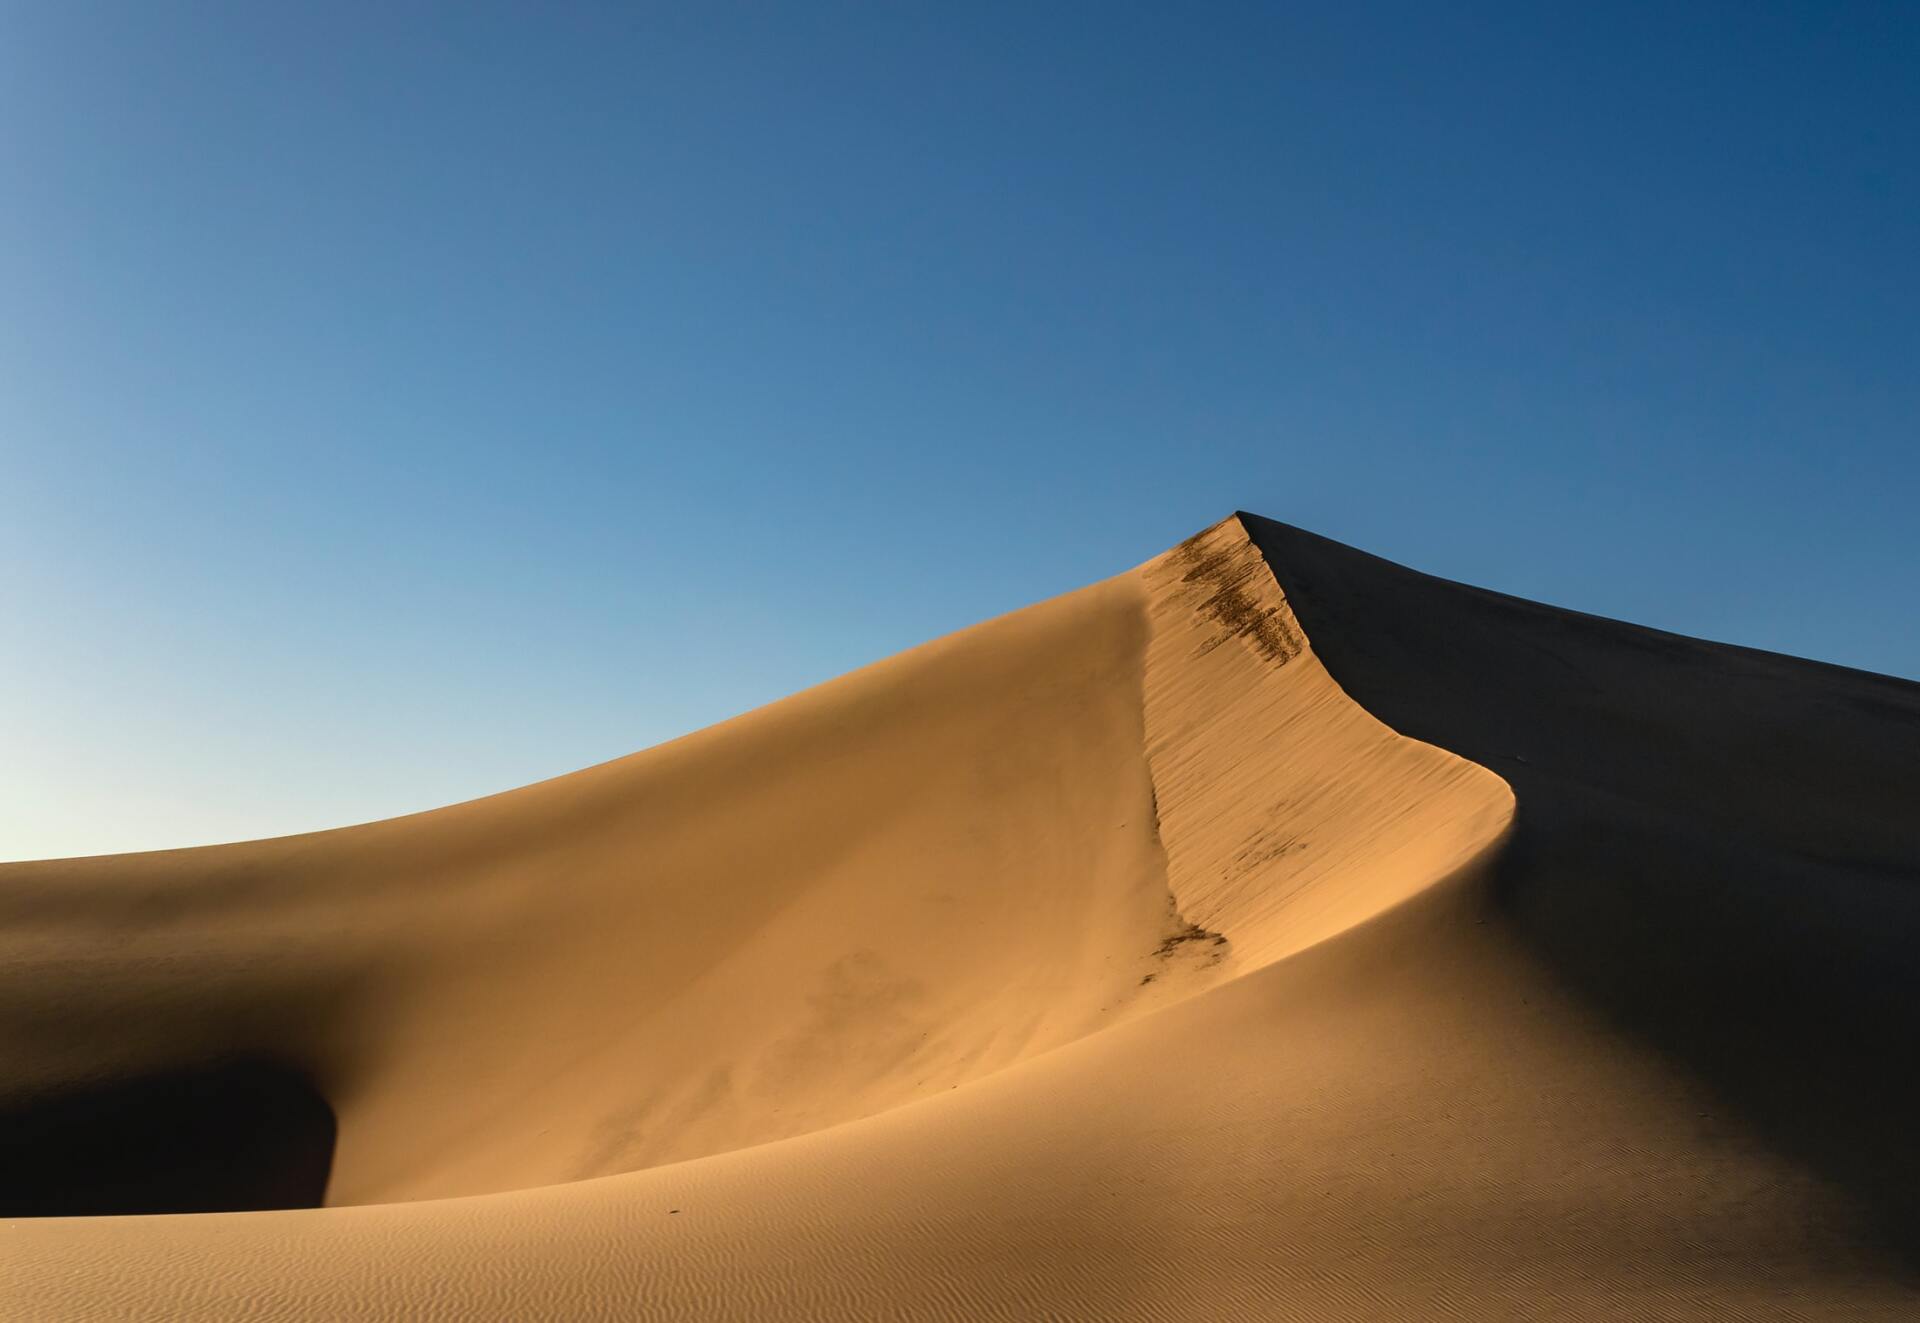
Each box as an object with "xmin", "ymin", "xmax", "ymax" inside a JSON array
[{"xmin": 3, "ymin": 514, "xmax": 1915, "ymax": 1319}]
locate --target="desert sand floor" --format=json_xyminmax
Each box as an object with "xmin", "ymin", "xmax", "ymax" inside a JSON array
[{"xmin": 2, "ymin": 514, "xmax": 1916, "ymax": 1319}]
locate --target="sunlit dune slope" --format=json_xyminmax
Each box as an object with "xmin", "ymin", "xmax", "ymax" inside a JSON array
[
  {"xmin": 0, "ymin": 517, "xmax": 1504, "ymax": 1211},
  {"xmin": 4, "ymin": 514, "xmax": 1916, "ymax": 1321}
]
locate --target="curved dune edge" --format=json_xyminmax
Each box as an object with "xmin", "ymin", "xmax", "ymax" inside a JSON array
[
  {"xmin": 8, "ymin": 515, "xmax": 1916, "ymax": 1319},
  {"xmin": 1140, "ymin": 517, "xmax": 1512, "ymax": 971}
]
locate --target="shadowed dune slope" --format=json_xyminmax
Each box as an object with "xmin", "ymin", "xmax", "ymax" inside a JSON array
[
  {"xmin": 1238, "ymin": 513, "xmax": 1920, "ymax": 1271},
  {"xmin": 4, "ymin": 514, "xmax": 1916, "ymax": 1320}
]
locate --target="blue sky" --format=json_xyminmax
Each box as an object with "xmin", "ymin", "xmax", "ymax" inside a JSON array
[{"xmin": 4, "ymin": 2, "xmax": 1916, "ymax": 860}]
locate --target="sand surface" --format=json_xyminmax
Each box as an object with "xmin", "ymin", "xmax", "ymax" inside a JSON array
[{"xmin": 3, "ymin": 514, "xmax": 1915, "ymax": 1318}]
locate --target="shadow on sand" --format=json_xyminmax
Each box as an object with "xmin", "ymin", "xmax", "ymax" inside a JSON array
[
  {"xmin": 0, "ymin": 1057, "xmax": 334, "ymax": 1216},
  {"xmin": 1242, "ymin": 512, "xmax": 1920, "ymax": 1271}
]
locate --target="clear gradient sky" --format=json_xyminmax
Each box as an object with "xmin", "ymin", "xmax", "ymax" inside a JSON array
[{"xmin": 4, "ymin": 3, "xmax": 1916, "ymax": 861}]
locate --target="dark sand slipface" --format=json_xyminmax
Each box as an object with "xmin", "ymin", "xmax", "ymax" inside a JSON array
[{"xmin": 2, "ymin": 514, "xmax": 1915, "ymax": 1319}]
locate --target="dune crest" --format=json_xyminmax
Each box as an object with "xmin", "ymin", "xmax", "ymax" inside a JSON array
[
  {"xmin": 1141, "ymin": 518, "xmax": 1510, "ymax": 969},
  {"xmin": 5, "ymin": 514, "xmax": 1917, "ymax": 1321}
]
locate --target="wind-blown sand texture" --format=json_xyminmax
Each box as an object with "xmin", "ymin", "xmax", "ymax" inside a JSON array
[{"xmin": 4, "ymin": 513, "xmax": 1916, "ymax": 1319}]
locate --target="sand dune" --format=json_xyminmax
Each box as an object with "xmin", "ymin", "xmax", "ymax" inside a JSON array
[{"xmin": 3, "ymin": 514, "xmax": 1915, "ymax": 1319}]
